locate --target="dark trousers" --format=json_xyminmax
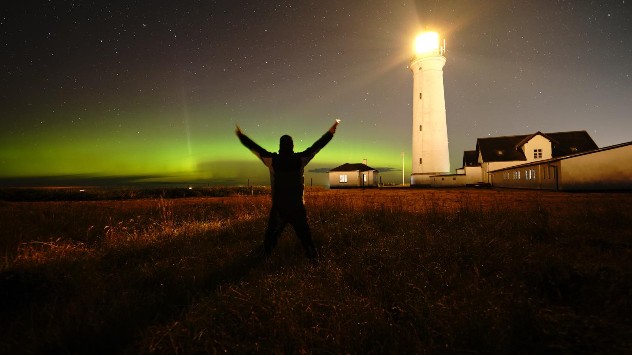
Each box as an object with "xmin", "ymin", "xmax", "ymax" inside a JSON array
[{"xmin": 264, "ymin": 204, "xmax": 315, "ymax": 256}]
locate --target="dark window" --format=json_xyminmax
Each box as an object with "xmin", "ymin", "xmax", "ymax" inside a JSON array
[{"xmin": 534, "ymin": 149, "xmax": 542, "ymax": 159}]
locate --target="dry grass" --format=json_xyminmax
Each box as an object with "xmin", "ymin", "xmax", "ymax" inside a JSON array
[{"xmin": 0, "ymin": 187, "xmax": 631, "ymax": 354}]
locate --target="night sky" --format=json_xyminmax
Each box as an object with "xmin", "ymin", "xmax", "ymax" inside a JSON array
[{"xmin": 2, "ymin": 1, "xmax": 631, "ymax": 186}]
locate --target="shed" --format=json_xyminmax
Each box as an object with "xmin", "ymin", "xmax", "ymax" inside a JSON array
[{"xmin": 328, "ymin": 163, "xmax": 379, "ymax": 188}]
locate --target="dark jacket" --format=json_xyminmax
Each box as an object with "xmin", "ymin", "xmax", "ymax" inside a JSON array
[{"xmin": 237, "ymin": 130, "xmax": 333, "ymax": 207}]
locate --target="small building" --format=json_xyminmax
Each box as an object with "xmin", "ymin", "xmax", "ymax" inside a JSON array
[
  {"xmin": 429, "ymin": 150, "xmax": 487, "ymax": 187},
  {"xmin": 328, "ymin": 163, "xmax": 379, "ymax": 188},
  {"xmin": 457, "ymin": 150, "xmax": 483, "ymax": 186}
]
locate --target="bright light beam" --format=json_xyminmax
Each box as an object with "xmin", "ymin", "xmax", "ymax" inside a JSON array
[{"xmin": 414, "ymin": 32, "xmax": 440, "ymax": 56}]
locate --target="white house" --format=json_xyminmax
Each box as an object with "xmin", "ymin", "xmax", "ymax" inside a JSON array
[
  {"xmin": 489, "ymin": 141, "xmax": 632, "ymax": 191},
  {"xmin": 328, "ymin": 163, "xmax": 379, "ymax": 188},
  {"xmin": 474, "ymin": 131, "xmax": 598, "ymax": 184},
  {"xmin": 426, "ymin": 130, "xmax": 632, "ymax": 191}
]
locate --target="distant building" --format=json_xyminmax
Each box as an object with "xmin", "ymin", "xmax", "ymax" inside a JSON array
[
  {"xmin": 474, "ymin": 131, "xmax": 598, "ymax": 184},
  {"xmin": 489, "ymin": 141, "xmax": 632, "ymax": 191},
  {"xmin": 453, "ymin": 150, "xmax": 481, "ymax": 186},
  {"xmin": 328, "ymin": 163, "xmax": 379, "ymax": 188},
  {"xmin": 429, "ymin": 130, "xmax": 632, "ymax": 190}
]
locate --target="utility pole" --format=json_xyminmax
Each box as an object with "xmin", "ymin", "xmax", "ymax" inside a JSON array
[{"xmin": 402, "ymin": 151, "xmax": 405, "ymax": 186}]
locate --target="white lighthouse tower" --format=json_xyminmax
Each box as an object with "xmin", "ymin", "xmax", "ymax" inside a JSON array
[{"xmin": 409, "ymin": 32, "xmax": 450, "ymax": 186}]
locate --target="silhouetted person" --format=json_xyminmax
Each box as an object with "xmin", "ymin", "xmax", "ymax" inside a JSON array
[{"xmin": 235, "ymin": 120, "xmax": 339, "ymax": 259}]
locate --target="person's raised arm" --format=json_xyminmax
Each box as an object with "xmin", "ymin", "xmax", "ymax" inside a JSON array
[
  {"xmin": 235, "ymin": 124, "xmax": 273, "ymax": 160},
  {"xmin": 299, "ymin": 120, "xmax": 340, "ymax": 163}
]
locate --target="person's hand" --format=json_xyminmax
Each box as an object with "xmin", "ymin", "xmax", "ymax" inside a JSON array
[
  {"xmin": 235, "ymin": 124, "xmax": 243, "ymax": 136},
  {"xmin": 329, "ymin": 119, "xmax": 340, "ymax": 134}
]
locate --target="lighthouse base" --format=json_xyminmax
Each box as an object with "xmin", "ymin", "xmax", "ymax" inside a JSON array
[{"xmin": 410, "ymin": 173, "xmax": 446, "ymax": 187}]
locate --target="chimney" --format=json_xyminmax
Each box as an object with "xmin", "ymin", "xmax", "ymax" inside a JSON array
[{"xmin": 362, "ymin": 159, "xmax": 367, "ymax": 166}]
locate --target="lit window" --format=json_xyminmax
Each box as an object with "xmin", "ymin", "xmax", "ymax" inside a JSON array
[
  {"xmin": 363, "ymin": 174, "xmax": 367, "ymax": 183},
  {"xmin": 339, "ymin": 174, "xmax": 348, "ymax": 183}
]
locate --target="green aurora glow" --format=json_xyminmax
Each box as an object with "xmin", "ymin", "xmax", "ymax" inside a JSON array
[{"xmin": 1, "ymin": 106, "xmax": 410, "ymax": 186}]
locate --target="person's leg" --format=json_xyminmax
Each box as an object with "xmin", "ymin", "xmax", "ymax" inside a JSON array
[
  {"xmin": 289, "ymin": 205, "xmax": 317, "ymax": 259},
  {"xmin": 264, "ymin": 207, "xmax": 286, "ymax": 255}
]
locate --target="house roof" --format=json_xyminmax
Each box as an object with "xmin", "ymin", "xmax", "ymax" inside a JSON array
[
  {"xmin": 329, "ymin": 163, "xmax": 378, "ymax": 172},
  {"xmin": 514, "ymin": 131, "xmax": 559, "ymax": 150},
  {"xmin": 476, "ymin": 130, "xmax": 598, "ymax": 163},
  {"xmin": 547, "ymin": 131, "xmax": 598, "ymax": 157},
  {"xmin": 477, "ymin": 135, "xmax": 528, "ymax": 162},
  {"xmin": 489, "ymin": 140, "xmax": 632, "ymax": 172},
  {"xmin": 462, "ymin": 150, "xmax": 480, "ymax": 167}
]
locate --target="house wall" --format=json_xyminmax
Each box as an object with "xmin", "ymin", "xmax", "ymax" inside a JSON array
[
  {"xmin": 464, "ymin": 166, "xmax": 483, "ymax": 185},
  {"xmin": 489, "ymin": 143, "xmax": 632, "ymax": 191},
  {"xmin": 431, "ymin": 174, "xmax": 468, "ymax": 187},
  {"xmin": 329, "ymin": 171, "xmax": 358, "ymax": 188},
  {"xmin": 521, "ymin": 135, "xmax": 552, "ymax": 162},
  {"xmin": 365, "ymin": 171, "xmax": 379, "ymax": 186},
  {"xmin": 328, "ymin": 171, "xmax": 379, "ymax": 188},
  {"xmin": 490, "ymin": 163, "xmax": 558, "ymax": 190},
  {"xmin": 483, "ymin": 161, "xmax": 520, "ymax": 183},
  {"xmin": 559, "ymin": 144, "xmax": 632, "ymax": 190}
]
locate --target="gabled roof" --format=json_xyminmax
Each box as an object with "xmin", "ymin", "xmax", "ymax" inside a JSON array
[
  {"xmin": 477, "ymin": 135, "xmax": 528, "ymax": 162},
  {"xmin": 514, "ymin": 131, "xmax": 559, "ymax": 150},
  {"xmin": 547, "ymin": 131, "xmax": 598, "ymax": 156},
  {"xmin": 329, "ymin": 163, "xmax": 378, "ymax": 172},
  {"xmin": 462, "ymin": 150, "xmax": 480, "ymax": 167},
  {"xmin": 476, "ymin": 130, "xmax": 598, "ymax": 163}
]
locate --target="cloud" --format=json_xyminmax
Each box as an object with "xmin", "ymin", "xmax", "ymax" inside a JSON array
[
  {"xmin": 308, "ymin": 166, "xmax": 401, "ymax": 174},
  {"xmin": 307, "ymin": 167, "xmax": 332, "ymax": 173},
  {"xmin": 374, "ymin": 167, "xmax": 401, "ymax": 173},
  {"xmin": 0, "ymin": 174, "xmax": 168, "ymax": 187}
]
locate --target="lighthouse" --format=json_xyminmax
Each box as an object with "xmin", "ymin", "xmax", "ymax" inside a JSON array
[{"xmin": 410, "ymin": 32, "xmax": 450, "ymax": 186}]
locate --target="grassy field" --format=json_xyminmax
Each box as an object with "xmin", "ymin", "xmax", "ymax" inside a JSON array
[{"xmin": 1, "ymin": 187, "xmax": 631, "ymax": 354}]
